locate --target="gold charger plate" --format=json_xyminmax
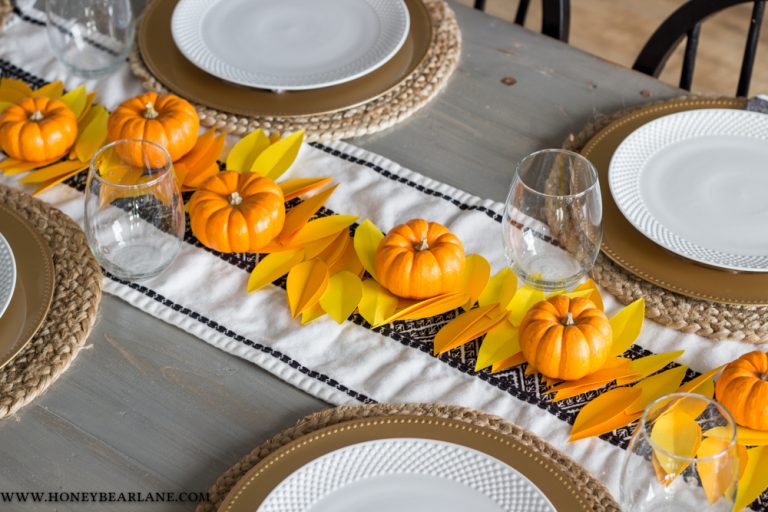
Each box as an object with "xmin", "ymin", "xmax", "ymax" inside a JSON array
[
  {"xmin": 139, "ymin": 0, "xmax": 432, "ymax": 118},
  {"xmin": 218, "ymin": 415, "xmax": 596, "ymax": 512},
  {"xmin": 0, "ymin": 204, "xmax": 55, "ymax": 369},
  {"xmin": 581, "ymin": 97, "xmax": 768, "ymax": 305}
]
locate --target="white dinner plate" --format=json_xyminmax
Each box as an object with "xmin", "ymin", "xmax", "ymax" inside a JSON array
[
  {"xmin": 171, "ymin": 0, "xmax": 410, "ymax": 91},
  {"xmin": 256, "ymin": 438, "xmax": 555, "ymax": 512},
  {"xmin": 609, "ymin": 108, "xmax": 768, "ymax": 272},
  {"xmin": 0, "ymin": 232, "xmax": 16, "ymax": 318}
]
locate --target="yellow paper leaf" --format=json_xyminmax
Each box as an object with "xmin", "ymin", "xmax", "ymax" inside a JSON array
[
  {"xmin": 549, "ymin": 358, "xmax": 634, "ymax": 397},
  {"xmin": 301, "ymin": 234, "xmax": 340, "ymax": 260},
  {"xmin": 650, "ymin": 405, "xmax": 702, "ymax": 481},
  {"xmin": 490, "ymin": 352, "xmax": 526, "ymax": 373},
  {"xmin": 278, "ymin": 185, "xmax": 338, "ymax": 241},
  {"xmin": 32, "ymin": 81, "xmax": 63, "ymax": 98},
  {"xmin": 0, "ymin": 157, "xmax": 58, "ymax": 174},
  {"xmin": 0, "ymin": 101, "xmax": 12, "ymax": 113},
  {"xmin": 569, "ymin": 387, "xmax": 642, "ymax": 441},
  {"xmin": 507, "ymin": 285, "xmax": 545, "ymax": 326},
  {"xmin": 316, "ymin": 231, "xmax": 351, "ymax": 269},
  {"xmin": 330, "ymin": 235, "xmax": 364, "ymax": 276},
  {"xmin": 678, "ymin": 365, "xmax": 724, "ymax": 394},
  {"xmin": 461, "ymin": 254, "xmax": 491, "ymax": 311},
  {"xmin": 74, "ymin": 105, "xmax": 108, "ymax": 163},
  {"xmin": 608, "ymin": 298, "xmax": 645, "ymax": 357},
  {"xmin": 434, "ymin": 305, "xmax": 504, "ymax": 355},
  {"xmin": 175, "ymin": 131, "xmax": 225, "ymax": 188},
  {"xmin": 33, "ymin": 166, "xmax": 85, "ymax": 195},
  {"xmin": 0, "ymin": 78, "xmax": 31, "ymax": 102},
  {"xmin": 226, "ymin": 129, "xmax": 270, "ymax": 172},
  {"xmin": 286, "ymin": 259, "xmax": 329, "ymax": 318},
  {"xmin": 247, "ymin": 250, "xmax": 304, "ymax": 292},
  {"xmin": 252, "ymin": 130, "xmax": 304, "ymax": 180},
  {"xmin": 353, "ymin": 219, "xmax": 384, "ymax": 279},
  {"xmin": 59, "ymin": 85, "xmax": 88, "ymax": 118},
  {"xmin": 475, "ymin": 320, "xmax": 518, "ymax": 371},
  {"xmin": 734, "ymin": 446, "xmax": 768, "ymax": 511},
  {"xmin": 705, "ymin": 425, "xmax": 768, "ymax": 447},
  {"xmin": 379, "ymin": 293, "xmax": 468, "ymax": 325},
  {"xmin": 574, "ymin": 279, "xmax": 604, "ymax": 310},
  {"xmin": 625, "ymin": 365, "xmax": 688, "ymax": 415},
  {"xmin": 695, "ymin": 437, "xmax": 740, "ymax": 504},
  {"xmin": 280, "ymin": 177, "xmax": 333, "ymax": 201},
  {"xmin": 478, "ymin": 268, "xmax": 518, "ymax": 309},
  {"xmin": 318, "ymin": 271, "xmax": 363, "ymax": 324},
  {"xmin": 301, "ymin": 303, "xmax": 326, "ymax": 325},
  {"xmin": 19, "ymin": 160, "xmax": 87, "ymax": 183},
  {"xmin": 615, "ymin": 350, "xmax": 685, "ymax": 386},
  {"xmin": 79, "ymin": 92, "xmax": 97, "ymax": 122},
  {"xmin": 287, "ymin": 215, "xmax": 357, "ymax": 247},
  {"xmin": 358, "ymin": 279, "xmax": 398, "ymax": 326}
]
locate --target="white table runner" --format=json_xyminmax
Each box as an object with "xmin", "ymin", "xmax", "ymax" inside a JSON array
[{"xmin": 1, "ymin": 3, "xmax": 764, "ymax": 510}]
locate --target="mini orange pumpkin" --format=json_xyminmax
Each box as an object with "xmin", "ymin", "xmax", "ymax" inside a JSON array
[
  {"xmin": 0, "ymin": 96, "xmax": 77, "ymax": 161},
  {"xmin": 519, "ymin": 295, "xmax": 612, "ymax": 380},
  {"xmin": 715, "ymin": 351, "xmax": 768, "ymax": 431},
  {"xmin": 374, "ymin": 219, "xmax": 466, "ymax": 300},
  {"xmin": 107, "ymin": 92, "xmax": 199, "ymax": 167},
  {"xmin": 189, "ymin": 171, "xmax": 285, "ymax": 253}
]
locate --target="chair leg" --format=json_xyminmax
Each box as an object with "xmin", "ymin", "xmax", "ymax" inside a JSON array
[
  {"xmin": 737, "ymin": 0, "xmax": 766, "ymax": 97},
  {"xmin": 473, "ymin": 0, "xmax": 487, "ymax": 10},
  {"xmin": 515, "ymin": 0, "xmax": 531, "ymax": 25},
  {"xmin": 541, "ymin": 0, "xmax": 570, "ymax": 42}
]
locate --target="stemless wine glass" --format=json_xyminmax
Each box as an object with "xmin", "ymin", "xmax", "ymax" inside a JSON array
[
  {"xmin": 45, "ymin": 0, "xmax": 135, "ymax": 77},
  {"xmin": 85, "ymin": 139, "xmax": 184, "ymax": 281},
  {"xmin": 502, "ymin": 149, "xmax": 602, "ymax": 291},
  {"xmin": 620, "ymin": 393, "xmax": 740, "ymax": 512}
]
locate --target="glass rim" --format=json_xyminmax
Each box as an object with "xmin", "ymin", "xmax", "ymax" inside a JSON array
[
  {"xmin": 89, "ymin": 138, "xmax": 173, "ymax": 190},
  {"xmin": 513, "ymin": 149, "xmax": 599, "ymax": 199},
  {"xmin": 640, "ymin": 392, "xmax": 737, "ymax": 463}
]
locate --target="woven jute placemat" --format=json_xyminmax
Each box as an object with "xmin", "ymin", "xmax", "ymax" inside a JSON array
[
  {"xmin": 0, "ymin": 185, "xmax": 102, "ymax": 419},
  {"xmin": 195, "ymin": 403, "xmax": 620, "ymax": 512},
  {"xmin": 130, "ymin": 0, "xmax": 461, "ymax": 141},
  {"xmin": 563, "ymin": 97, "xmax": 768, "ymax": 344}
]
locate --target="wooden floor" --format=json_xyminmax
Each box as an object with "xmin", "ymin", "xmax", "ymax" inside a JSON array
[{"xmin": 456, "ymin": 0, "xmax": 768, "ymax": 96}]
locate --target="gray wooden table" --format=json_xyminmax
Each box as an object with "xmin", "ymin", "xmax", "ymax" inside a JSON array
[{"xmin": 0, "ymin": 3, "xmax": 680, "ymax": 510}]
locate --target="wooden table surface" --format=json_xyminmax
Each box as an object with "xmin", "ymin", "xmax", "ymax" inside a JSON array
[{"xmin": 0, "ymin": 3, "xmax": 680, "ymax": 510}]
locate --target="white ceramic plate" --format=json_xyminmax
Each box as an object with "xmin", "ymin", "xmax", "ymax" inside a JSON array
[
  {"xmin": 609, "ymin": 108, "xmax": 768, "ymax": 272},
  {"xmin": 256, "ymin": 438, "xmax": 555, "ymax": 512},
  {"xmin": 0, "ymin": 232, "xmax": 15, "ymax": 318},
  {"xmin": 171, "ymin": 0, "xmax": 410, "ymax": 91}
]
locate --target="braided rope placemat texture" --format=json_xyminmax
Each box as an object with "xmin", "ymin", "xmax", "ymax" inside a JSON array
[
  {"xmin": 130, "ymin": 0, "xmax": 461, "ymax": 142},
  {"xmin": 0, "ymin": 185, "xmax": 102, "ymax": 419},
  {"xmin": 195, "ymin": 403, "xmax": 620, "ymax": 512},
  {"xmin": 563, "ymin": 97, "xmax": 768, "ymax": 344}
]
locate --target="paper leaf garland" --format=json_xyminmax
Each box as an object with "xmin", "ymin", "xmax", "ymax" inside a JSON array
[
  {"xmin": 461, "ymin": 254, "xmax": 491, "ymax": 311},
  {"xmin": 358, "ymin": 279, "xmax": 398, "ymax": 326},
  {"xmin": 248, "ymin": 250, "xmax": 305, "ymax": 292},
  {"xmin": 286, "ymin": 259, "xmax": 329, "ymax": 318},
  {"xmin": 608, "ymin": 298, "xmax": 645, "ymax": 357},
  {"xmin": 319, "ymin": 271, "xmax": 363, "ymax": 324},
  {"xmin": 353, "ymin": 219, "xmax": 384, "ymax": 279}
]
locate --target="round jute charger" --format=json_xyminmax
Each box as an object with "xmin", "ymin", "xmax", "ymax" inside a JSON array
[
  {"xmin": 0, "ymin": 185, "xmax": 102, "ymax": 419},
  {"xmin": 563, "ymin": 97, "xmax": 768, "ymax": 344},
  {"xmin": 130, "ymin": 0, "xmax": 461, "ymax": 141},
  {"xmin": 195, "ymin": 403, "xmax": 620, "ymax": 512}
]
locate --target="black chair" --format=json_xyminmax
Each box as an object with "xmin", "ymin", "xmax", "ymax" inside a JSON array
[
  {"xmin": 633, "ymin": 0, "xmax": 766, "ymax": 97},
  {"xmin": 472, "ymin": 0, "xmax": 570, "ymax": 42}
]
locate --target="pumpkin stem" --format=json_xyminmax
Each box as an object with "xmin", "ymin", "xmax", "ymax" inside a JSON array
[
  {"xmin": 563, "ymin": 312, "xmax": 575, "ymax": 326},
  {"xmin": 415, "ymin": 237, "xmax": 429, "ymax": 251},
  {"xmin": 761, "ymin": 371, "xmax": 768, "ymax": 381},
  {"xmin": 228, "ymin": 191, "xmax": 243, "ymax": 206},
  {"xmin": 29, "ymin": 110, "xmax": 44, "ymax": 121},
  {"xmin": 143, "ymin": 101, "xmax": 160, "ymax": 120}
]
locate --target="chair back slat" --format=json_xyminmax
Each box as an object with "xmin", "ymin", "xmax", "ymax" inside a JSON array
[
  {"xmin": 515, "ymin": 0, "xmax": 531, "ymax": 25},
  {"xmin": 472, "ymin": 0, "xmax": 569, "ymax": 41},
  {"xmin": 680, "ymin": 23, "xmax": 702, "ymax": 90},
  {"xmin": 737, "ymin": 0, "xmax": 766, "ymax": 96}
]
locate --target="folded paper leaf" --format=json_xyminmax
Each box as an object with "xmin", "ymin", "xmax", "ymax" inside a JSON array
[
  {"xmin": 625, "ymin": 365, "xmax": 688, "ymax": 415},
  {"xmin": 380, "ymin": 292, "xmax": 468, "ymax": 325},
  {"xmin": 319, "ymin": 271, "xmax": 363, "ymax": 324},
  {"xmin": 226, "ymin": 129, "xmax": 270, "ymax": 172},
  {"xmin": 507, "ymin": 285, "xmax": 545, "ymax": 326},
  {"xmin": 695, "ymin": 437, "xmax": 740, "ymax": 504},
  {"xmin": 301, "ymin": 303, "xmax": 326, "ymax": 325},
  {"xmin": 491, "ymin": 352, "xmax": 526, "ymax": 373},
  {"xmin": 569, "ymin": 387, "xmax": 642, "ymax": 441},
  {"xmin": 286, "ymin": 259, "xmax": 329, "ymax": 318},
  {"xmin": 734, "ymin": 446, "xmax": 768, "ymax": 512},
  {"xmin": 278, "ymin": 185, "xmax": 338, "ymax": 241},
  {"xmin": 475, "ymin": 320, "xmax": 518, "ymax": 371},
  {"xmin": 574, "ymin": 279, "xmax": 603, "ymax": 310},
  {"xmin": 301, "ymin": 234, "xmax": 340, "ymax": 259},
  {"xmin": 59, "ymin": 85, "xmax": 88, "ymax": 118},
  {"xmin": 615, "ymin": 350, "xmax": 685, "ymax": 386},
  {"xmin": 31, "ymin": 81, "xmax": 63, "ymax": 98},
  {"xmin": 316, "ymin": 231, "xmax": 351, "ymax": 269},
  {"xmin": 329, "ymin": 235, "xmax": 364, "ymax": 276},
  {"xmin": 650, "ymin": 405, "xmax": 702, "ymax": 484},
  {"xmin": 678, "ymin": 365, "xmax": 724, "ymax": 395},
  {"xmin": 0, "ymin": 157, "xmax": 58, "ymax": 175},
  {"xmin": 33, "ymin": 166, "xmax": 87, "ymax": 195},
  {"xmin": 174, "ymin": 130, "xmax": 225, "ymax": 189},
  {"xmin": 20, "ymin": 160, "xmax": 87, "ymax": 184},
  {"xmin": 434, "ymin": 304, "xmax": 504, "ymax": 355},
  {"xmin": 280, "ymin": 177, "xmax": 333, "ymax": 201},
  {"xmin": 74, "ymin": 104, "xmax": 108, "ymax": 163},
  {"xmin": 0, "ymin": 78, "xmax": 32, "ymax": 103},
  {"xmin": 608, "ymin": 298, "xmax": 645, "ymax": 357},
  {"xmin": 460, "ymin": 254, "xmax": 491, "ymax": 311},
  {"xmin": 478, "ymin": 268, "xmax": 517, "ymax": 309},
  {"xmin": 353, "ymin": 219, "xmax": 384, "ymax": 280},
  {"xmin": 358, "ymin": 279, "xmax": 398, "ymax": 326},
  {"xmin": 705, "ymin": 425, "xmax": 768, "ymax": 446},
  {"xmin": 549, "ymin": 358, "xmax": 634, "ymax": 399},
  {"xmin": 247, "ymin": 250, "xmax": 304, "ymax": 293},
  {"xmin": 253, "ymin": 130, "xmax": 304, "ymax": 180},
  {"xmin": 287, "ymin": 215, "xmax": 357, "ymax": 247}
]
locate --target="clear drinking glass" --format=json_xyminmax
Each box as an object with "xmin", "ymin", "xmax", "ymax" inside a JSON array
[
  {"xmin": 502, "ymin": 149, "xmax": 602, "ymax": 290},
  {"xmin": 620, "ymin": 393, "xmax": 740, "ymax": 512},
  {"xmin": 85, "ymin": 139, "xmax": 184, "ymax": 281},
  {"xmin": 45, "ymin": 0, "xmax": 135, "ymax": 77}
]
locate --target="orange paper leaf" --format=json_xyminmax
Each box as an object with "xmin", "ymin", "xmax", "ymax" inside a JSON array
[
  {"xmin": 433, "ymin": 305, "xmax": 504, "ymax": 355},
  {"xmin": 650, "ymin": 406, "xmax": 702, "ymax": 483},
  {"xmin": 625, "ymin": 365, "xmax": 688, "ymax": 415},
  {"xmin": 0, "ymin": 157, "xmax": 59, "ymax": 175},
  {"xmin": 286, "ymin": 259, "xmax": 329, "ymax": 318},
  {"xmin": 247, "ymin": 250, "xmax": 304, "ymax": 293},
  {"xmin": 696, "ymin": 437, "xmax": 740, "ymax": 504},
  {"xmin": 280, "ymin": 177, "xmax": 334, "ymax": 201},
  {"xmin": 19, "ymin": 160, "xmax": 87, "ymax": 183},
  {"xmin": 288, "ymin": 215, "xmax": 357, "ymax": 247},
  {"xmin": 705, "ymin": 425, "xmax": 768, "ymax": 447},
  {"xmin": 615, "ymin": 350, "xmax": 685, "ymax": 386},
  {"xmin": 491, "ymin": 352, "xmax": 526, "ymax": 373},
  {"xmin": 475, "ymin": 319, "xmax": 518, "ymax": 371},
  {"xmin": 573, "ymin": 279, "xmax": 603, "ymax": 310},
  {"xmin": 380, "ymin": 293, "xmax": 468, "ymax": 325},
  {"xmin": 277, "ymin": 185, "xmax": 338, "ymax": 241},
  {"xmin": 569, "ymin": 387, "xmax": 642, "ymax": 441},
  {"xmin": 460, "ymin": 254, "xmax": 491, "ymax": 311}
]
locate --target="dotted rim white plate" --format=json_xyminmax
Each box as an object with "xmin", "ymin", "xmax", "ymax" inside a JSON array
[
  {"xmin": 256, "ymin": 438, "xmax": 555, "ymax": 512},
  {"xmin": 0, "ymin": 232, "xmax": 16, "ymax": 319},
  {"xmin": 171, "ymin": 0, "xmax": 410, "ymax": 91},
  {"xmin": 609, "ymin": 109, "xmax": 768, "ymax": 272}
]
